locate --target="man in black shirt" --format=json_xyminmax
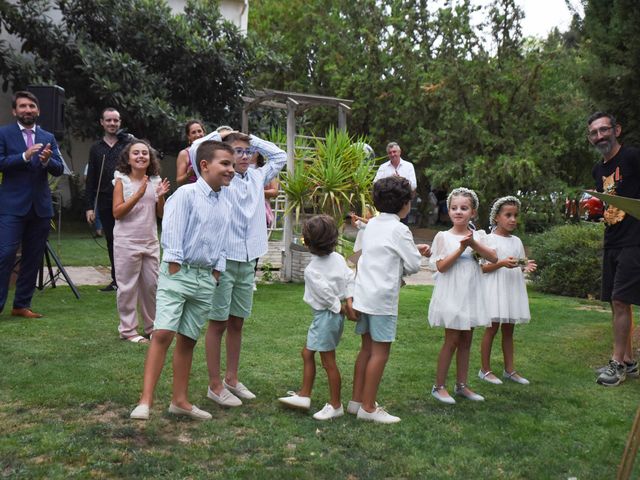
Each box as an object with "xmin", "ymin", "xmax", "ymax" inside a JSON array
[
  {"xmin": 85, "ymin": 108, "xmax": 128, "ymax": 292},
  {"xmin": 589, "ymin": 112, "xmax": 640, "ymax": 387}
]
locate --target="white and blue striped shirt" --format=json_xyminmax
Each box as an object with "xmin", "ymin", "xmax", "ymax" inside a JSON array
[
  {"xmin": 190, "ymin": 133, "xmax": 287, "ymax": 262},
  {"xmin": 161, "ymin": 177, "xmax": 230, "ymax": 271}
]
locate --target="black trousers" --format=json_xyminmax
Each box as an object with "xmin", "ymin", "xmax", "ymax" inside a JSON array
[{"xmin": 98, "ymin": 204, "xmax": 116, "ymax": 284}]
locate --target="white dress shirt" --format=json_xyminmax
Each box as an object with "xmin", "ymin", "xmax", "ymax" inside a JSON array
[
  {"xmin": 373, "ymin": 158, "xmax": 417, "ymax": 190},
  {"xmin": 161, "ymin": 177, "xmax": 230, "ymax": 271},
  {"xmin": 352, "ymin": 213, "xmax": 422, "ymax": 315},
  {"xmin": 303, "ymin": 252, "xmax": 355, "ymax": 313}
]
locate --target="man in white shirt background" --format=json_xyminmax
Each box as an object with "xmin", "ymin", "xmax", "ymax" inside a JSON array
[{"xmin": 373, "ymin": 142, "xmax": 417, "ymax": 224}]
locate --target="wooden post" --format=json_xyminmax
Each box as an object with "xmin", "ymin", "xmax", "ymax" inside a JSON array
[
  {"xmin": 241, "ymin": 107, "xmax": 249, "ymax": 134},
  {"xmin": 337, "ymin": 103, "xmax": 350, "ymax": 132},
  {"xmin": 618, "ymin": 406, "xmax": 640, "ymax": 480},
  {"xmin": 282, "ymin": 97, "xmax": 298, "ymax": 282}
]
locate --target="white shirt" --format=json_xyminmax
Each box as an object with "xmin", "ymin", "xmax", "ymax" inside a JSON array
[
  {"xmin": 373, "ymin": 158, "xmax": 417, "ymax": 190},
  {"xmin": 189, "ymin": 133, "xmax": 286, "ymax": 262},
  {"xmin": 161, "ymin": 177, "xmax": 230, "ymax": 271},
  {"xmin": 303, "ymin": 252, "xmax": 355, "ymax": 313},
  {"xmin": 353, "ymin": 213, "xmax": 422, "ymax": 315}
]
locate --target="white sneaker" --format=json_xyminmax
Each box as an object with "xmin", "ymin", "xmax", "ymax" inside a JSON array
[
  {"xmin": 168, "ymin": 403, "xmax": 212, "ymax": 420},
  {"xmin": 356, "ymin": 406, "xmax": 400, "ymax": 424},
  {"xmin": 207, "ymin": 386, "xmax": 242, "ymax": 407},
  {"xmin": 478, "ymin": 369, "xmax": 503, "ymax": 385},
  {"xmin": 278, "ymin": 391, "xmax": 311, "ymax": 410},
  {"xmin": 346, "ymin": 400, "xmax": 379, "ymax": 415},
  {"xmin": 223, "ymin": 380, "xmax": 256, "ymax": 400},
  {"xmin": 313, "ymin": 403, "xmax": 344, "ymax": 420},
  {"xmin": 130, "ymin": 404, "xmax": 150, "ymax": 420}
]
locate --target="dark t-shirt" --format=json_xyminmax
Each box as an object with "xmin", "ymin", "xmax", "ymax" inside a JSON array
[
  {"xmin": 85, "ymin": 138, "xmax": 127, "ymax": 211},
  {"xmin": 592, "ymin": 145, "xmax": 640, "ymax": 248}
]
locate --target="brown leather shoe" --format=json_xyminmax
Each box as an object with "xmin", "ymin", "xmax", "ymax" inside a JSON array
[{"xmin": 11, "ymin": 308, "xmax": 43, "ymax": 319}]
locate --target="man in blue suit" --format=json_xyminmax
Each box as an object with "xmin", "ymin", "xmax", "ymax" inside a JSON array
[{"xmin": 0, "ymin": 90, "xmax": 64, "ymax": 318}]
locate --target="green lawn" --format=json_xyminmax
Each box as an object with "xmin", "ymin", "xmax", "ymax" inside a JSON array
[
  {"xmin": 48, "ymin": 220, "xmax": 111, "ymax": 268},
  {"xmin": 0, "ymin": 283, "xmax": 638, "ymax": 479}
]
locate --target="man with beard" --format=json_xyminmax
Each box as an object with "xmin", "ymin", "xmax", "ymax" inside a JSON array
[
  {"xmin": 0, "ymin": 91, "xmax": 64, "ymax": 318},
  {"xmin": 85, "ymin": 107, "xmax": 128, "ymax": 292},
  {"xmin": 588, "ymin": 112, "xmax": 640, "ymax": 386}
]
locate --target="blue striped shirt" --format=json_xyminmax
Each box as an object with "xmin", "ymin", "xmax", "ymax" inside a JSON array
[
  {"xmin": 161, "ymin": 177, "xmax": 230, "ymax": 271},
  {"xmin": 189, "ymin": 133, "xmax": 287, "ymax": 262}
]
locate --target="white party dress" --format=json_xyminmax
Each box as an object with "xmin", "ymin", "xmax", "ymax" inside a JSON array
[
  {"xmin": 483, "ymin": 233, "xmax": 531, "ymax": 324},
  {"xmin": 428, "ymin": 230, "xmax": 492, "ymax": 330}
]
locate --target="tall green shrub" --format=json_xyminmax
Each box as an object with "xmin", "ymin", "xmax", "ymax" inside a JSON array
[{"xmin": 529, "ymin": 223, "xmax": 604, "ymax": 299}]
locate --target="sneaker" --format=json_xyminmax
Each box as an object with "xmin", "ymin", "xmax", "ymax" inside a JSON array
[
  {"xmin": 278, "ymin": 391, "xmax": 311, "ymax": 410},
  {"xmin": 626, "ymin": 360, "xmax": 639, "ymax": 378},
  {"xmin": 313, "ymin": 403, "xmax": 344, "ymax": 420},
  {"xmin": 99, "ymin": 282, "xmax": 117, "ymax": 292},
  {"xmin": 596, "ymin": 359, "xmax": 627, "ymax": 386},
  {"xmin": 502, "ymin": 370, "xmax": 530, "ymax": 385},
  {"xmin": 356, "ymin": 406, "xmax": 400, "ymax": 424},
  {"xmin": 130, "ymin": 404, "xmax": 150, "ymax": 420},
  {"xmin": 478, "ymin": 369, "xmax": 503, "ymax": 385},
  {"xmin": 168, "ymin": 403, "xmax": 212, "ymax": 420},
  {"xmin": 207, "ymin": 386, "xmax": 242, "ymax": 407},
  {"xmin": 223, "ymin": 380, "xmax": 256, "ymax": 400},
  {"xmin": 346, "ymin": 400, "xmax": 379, "ymax": 415}
]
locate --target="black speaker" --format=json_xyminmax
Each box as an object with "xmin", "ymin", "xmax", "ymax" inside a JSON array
[{"xmin": 26, "ymin": 85, "xmax": 65, "ymax": 140}]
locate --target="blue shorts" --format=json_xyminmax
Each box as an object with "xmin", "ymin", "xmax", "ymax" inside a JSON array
[
  {"xmin": 154, "ymin": 263, "xmax": 216, "ymax": 341},
  {"xmin": 306, "ymin": 309, "xmax": 344, "ymax": 352},
  {"xmin": 355, "ymin": 313, "xmax": 398, "ymax": 343}
]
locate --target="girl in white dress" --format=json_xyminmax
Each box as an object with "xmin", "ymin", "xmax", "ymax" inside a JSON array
[
  {"xmin": 479, "ymin": 196, "xmax": 537, "ymax": 385},
  {"xmin": 429, "ymin": 188, "xmax": 497, "ymax": 404}
]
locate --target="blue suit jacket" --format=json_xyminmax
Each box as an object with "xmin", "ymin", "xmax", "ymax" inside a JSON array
[{"xmin": 0, "ymin": 123, "xmax": 64, "ymax": 218}]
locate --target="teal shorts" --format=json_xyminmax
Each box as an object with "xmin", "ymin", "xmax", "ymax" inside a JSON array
[
  {"xmin": 306, "ymin": 309, "xmax": 344, "ymax": 352},
  {"xmin": 355, "ymin": 313, "xmax": 398, "ymax": 343},
  {"xmin": 209, "ymin": 260, "xmax": 255, "ymax": 320},
  {"xmin": 154, "ymin": 262, "xmax": 216, "ymax": 341}
]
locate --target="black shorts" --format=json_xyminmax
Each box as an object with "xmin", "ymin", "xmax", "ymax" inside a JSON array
[{"xmin": 601, "ymin": 246, "xmax": 640, "ymax": 305}]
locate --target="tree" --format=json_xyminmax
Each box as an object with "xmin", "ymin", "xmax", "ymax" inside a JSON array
[{"xmin": 0, "ymin": 0, "xmax": 252, "ymax": 153}]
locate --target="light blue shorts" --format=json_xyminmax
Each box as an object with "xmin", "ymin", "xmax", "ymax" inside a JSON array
[
  {"xmin": 209, "ymin": 260, "xmax": 255, "ymax": 320},
  {"xmin": 154, "ymin": 263, "xmax": 216, "ymax": 341},
  {"xmin": 355, "ymin": 313, "xmax": 398, "ymax": 343},
  {"xmin": 306, "ymin": 309, "xmax": 344, "ymax": 352}
]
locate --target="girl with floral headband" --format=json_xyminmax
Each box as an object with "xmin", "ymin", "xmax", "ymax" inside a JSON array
[
  {"xmin": 428, "ymin": 187, "xmax": 497, "ymax": 404},
  {"xmin": 478, "ymin": 196, "xmax": 537, "ymax": 385}
]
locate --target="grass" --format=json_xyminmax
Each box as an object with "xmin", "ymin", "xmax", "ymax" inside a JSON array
[
  {"xmin": 48, "ymin": 220, "xmax": 111, "ymax": 267},
  {"xmin": 1, "ymin": 282, "xmax": 638, "ymax": 479}
]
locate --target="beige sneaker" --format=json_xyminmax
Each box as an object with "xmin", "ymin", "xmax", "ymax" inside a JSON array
[
  {"xmin": 223, "ymin": 380, "xmax": 256, "ymax": 400},
  {"xmin": 207, "ymin": 386, "xmax": 242, "ymax": 407},
  {"xmin": 356, "ymin": 406, "xmax": 400, "ymax": 424},
  {"xmin": 168, "ymin": 403, "xmax": 212, "ymax": 420}
]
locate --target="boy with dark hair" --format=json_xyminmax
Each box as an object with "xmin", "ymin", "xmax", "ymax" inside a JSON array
[
  {"xmin": 278, "ymin": 215, "xmax": 356, "ymax": 420},
  {"xmin": 130, "ymin": 140, "xmax": 235, "ymax": 421},
  {"xmin": 349, "ymin": 176, "xmax": 431, "ymax": 423}
]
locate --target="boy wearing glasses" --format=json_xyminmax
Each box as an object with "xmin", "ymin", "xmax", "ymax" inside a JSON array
[
  {"xmin": 190, "ymin": 129, "xmax": 286, "ymax": 406},
  {"xmin": 588, "ymin": 112, "xmax": 640, "ymax": 387}
]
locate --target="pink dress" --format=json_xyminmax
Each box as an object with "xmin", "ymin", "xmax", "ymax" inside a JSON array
[{"xmin": 113, "ymin": 173, "xmax": 161, "ymax": 339}]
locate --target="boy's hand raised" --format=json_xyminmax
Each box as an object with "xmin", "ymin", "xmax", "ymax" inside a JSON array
[{"xmin": 417, "ymin": 243, "xmax": 431, "ymax": 257}]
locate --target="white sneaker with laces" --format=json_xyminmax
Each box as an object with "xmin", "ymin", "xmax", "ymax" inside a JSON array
[
  {"xmin": 356, "ymin": 406, "xmax": 401, "ymax": 424},
  {"xmin": 313, "ymin": 403, "xmax": 344, "ymax": 420},
  {"xmin": 278, "ymin": 391, "xmax": 311, "ymax": 410},
  {"xmin": 207, "ymin": 386, "xmax": 242, "ymax": 407},
  {"xmin": 223, "ymin": 380, "xmax": 256, "ymax": 400}
]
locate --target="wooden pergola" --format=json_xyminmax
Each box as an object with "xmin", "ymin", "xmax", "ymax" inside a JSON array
[{"xmin": 241, "ymin": 89, "xmax": 354, "ymax": 281}]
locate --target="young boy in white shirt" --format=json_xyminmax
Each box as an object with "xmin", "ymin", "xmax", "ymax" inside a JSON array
[
  {"xmin": 349, "ymin": 176, "xmax": 431, "ymax": 424},
  {"xmin": 278, "ymin": 215, "xmax": 357, "ymax": 420},
  {"xmin": 190, "ymin": 129, "xmax": 286, "ymax": 406}
]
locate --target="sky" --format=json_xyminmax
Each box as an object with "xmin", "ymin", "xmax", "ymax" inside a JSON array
[{"xmin": 518, "ymin": 0, "xmax": 583, "ymax": 38}]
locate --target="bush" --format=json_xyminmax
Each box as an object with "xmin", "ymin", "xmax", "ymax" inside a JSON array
[{"xmin": 529, "ymin": 222, "xmax": 604, "ymax": 299}]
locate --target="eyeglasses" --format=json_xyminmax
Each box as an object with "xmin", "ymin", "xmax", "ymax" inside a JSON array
[
  {"xmin": 232, "ymin": 147, "xmax": 254, "ymax": 157},
  {"xmin": 587, "ymin": 126, "xmax": 614, "ymax": 139}
]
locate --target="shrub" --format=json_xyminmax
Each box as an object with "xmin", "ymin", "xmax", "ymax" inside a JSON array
[{"xmin": 529, "ymin": 222, "xmax": 604, "ymax": 299}]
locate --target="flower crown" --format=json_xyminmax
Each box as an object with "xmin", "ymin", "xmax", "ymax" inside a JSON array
[
  {"xmin": 489, "ymin": 196, "xmax": 521, "ymax": 227},
  {"xmin": 447, "ymin": 187, "xmax": 479, "ymax": 210}
]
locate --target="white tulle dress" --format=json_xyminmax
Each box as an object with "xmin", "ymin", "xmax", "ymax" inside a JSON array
[
  {"xmin": 428, "ymin": 230, "xmax": 492, "ymax": 330},
  {"xmin": 483, "ymin": 233, "xmax": 531, "ymax": 324}
]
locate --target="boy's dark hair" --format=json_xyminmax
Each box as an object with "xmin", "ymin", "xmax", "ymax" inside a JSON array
[
  {"xmin": 116, "ymin": 138, "xmax": 161, "ymax": 176},
  {"xmin": 223, "ymin": 132, "xmax": 250, "ymax": 145},
  {"xmin": 12, "ymin": 91, "xmax": 39, "ymax": 108},
  {"xmin": 303, "ymin": 214, "xmax": 338, "ymax": 256},
  {"xmin": 587, "ymin": 111, "xmax": 616, "ymax": 128},
  {"xmin": 195, "ymin": 140, "xmax": 235, "ymax": 174},
  {"xmin": 373, "ymin": 176, "xmax": 412, "ymax": 214}
]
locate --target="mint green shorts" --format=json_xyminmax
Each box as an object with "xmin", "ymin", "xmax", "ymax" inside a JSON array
[
  {"xmin": 209, "ymin": 260, "xmax": 255, "ymax": 320},
  {"xmin": 306, "ymin": 309, "xmax": 344, "ymax": 352},
  {"xmin": 154, "ymin": 262, "xmax": 216, "ymax": 341},
  {"xmin": 355, "ymin": 313, "xmax": 398, "ymax": 343}
]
